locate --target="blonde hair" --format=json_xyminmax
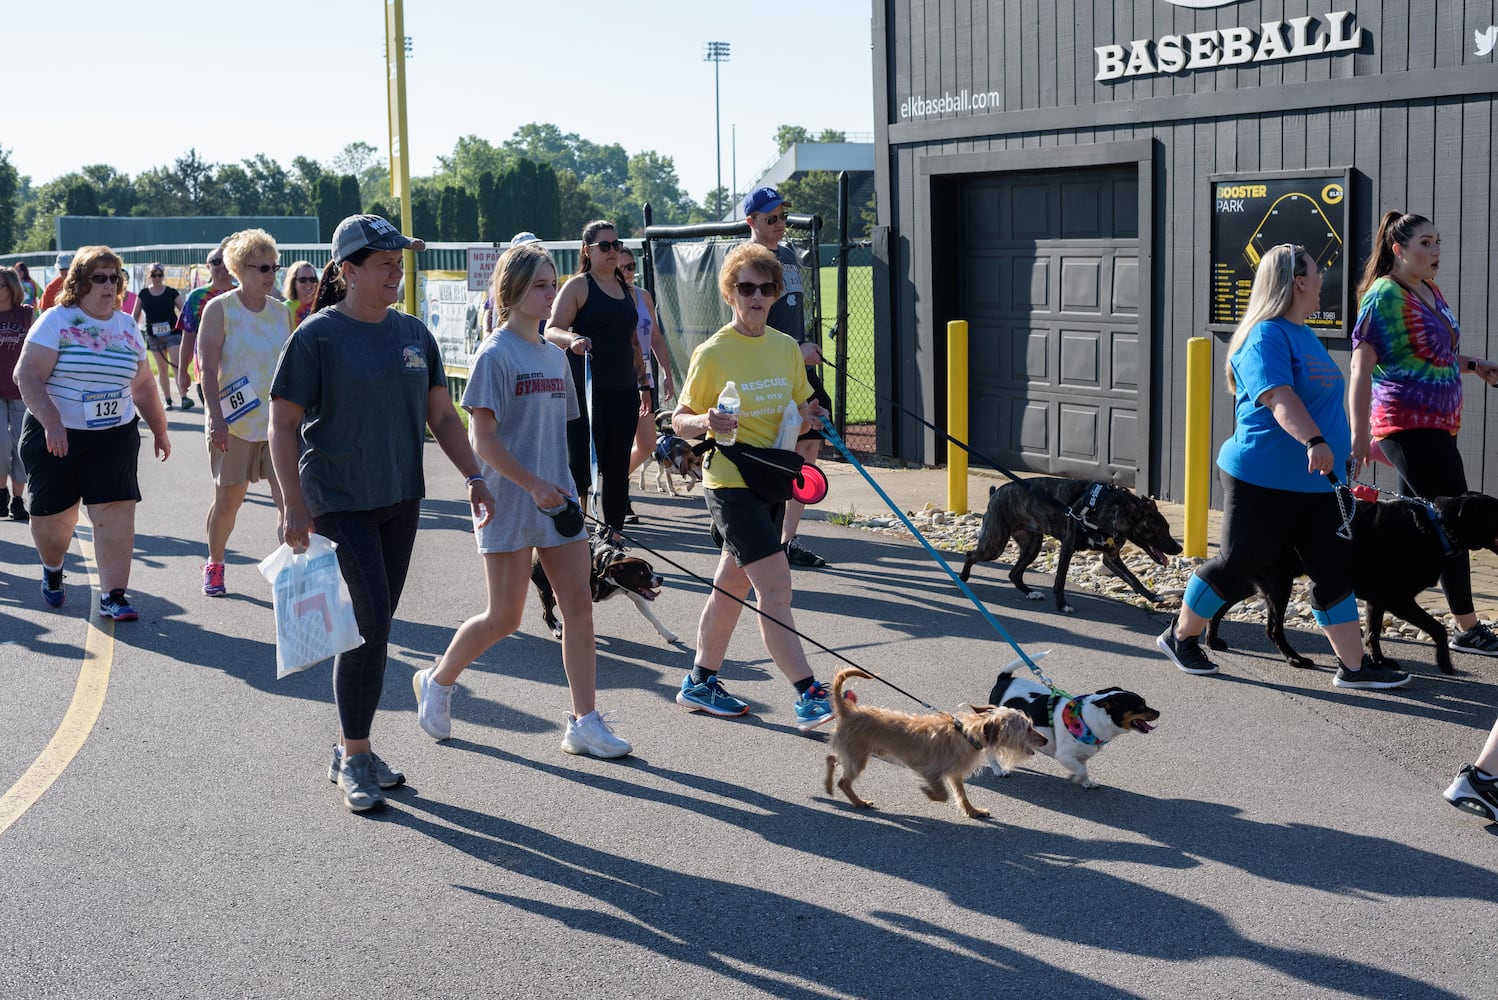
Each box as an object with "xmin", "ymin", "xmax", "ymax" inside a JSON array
[
  {"xmin": 223, "ymin": 229, "xmax": 279, "ymax": 282},
  {"xmin": 718, "ymin": 243, "xmax": 784, "ymax": 304},
  {"xmin": 492, "ymin": 242, "xmax": 556, "ymax": 325},
  {"xmin": 1224, "ymin": 244, "xmax": 1307, "ymax": 393},
  {"xmin": 59, "ymin": 246, "xmax": 125, "ymax": 310}
]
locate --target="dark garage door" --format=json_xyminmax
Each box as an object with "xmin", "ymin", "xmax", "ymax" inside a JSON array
[{"xmin": 960, "ymin": 167, "xmax": 1140, "ymax": 486}]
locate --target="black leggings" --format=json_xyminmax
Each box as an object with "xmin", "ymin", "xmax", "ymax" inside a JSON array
[
  {"xmin": 1193, "ymin": 473, "xmax": 1355, "ymax": 616},
  {"xmin": 315, "ymin": 499, "xmax": 421, "ymax": 742},
  {"xmin": 592, "ymin": 387, "xmax": 642, "ymax": 532},
  {"xmin": 1379, "ymin": 428, "xmax": 1473, "ymax": 617}
]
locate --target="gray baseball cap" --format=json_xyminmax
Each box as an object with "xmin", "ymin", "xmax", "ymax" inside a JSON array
[
  {"xmin": 55, "ymin": 252, "xmax": 74, "ymax": 270},
  {"xmin": 331, "ymin": 214, "xmax": 425, "ymax": 263},
  {"xmin": 510, "ymin": 231, "xmax": 539, "ymax": 244}
]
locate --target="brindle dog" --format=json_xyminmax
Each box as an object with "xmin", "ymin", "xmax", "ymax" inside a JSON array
[
  {"xmin": 959, "ymin": 477, "xmax": 1182, "ymax": 614},
  {"xmin": 530, "ymin": 537, "xmax": 676, "ymax": 643}
]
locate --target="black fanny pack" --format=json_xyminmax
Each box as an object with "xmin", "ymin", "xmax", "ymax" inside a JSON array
[{"xmin": 711, "ymin": 441, "xmax": 805, "ymax": 503}]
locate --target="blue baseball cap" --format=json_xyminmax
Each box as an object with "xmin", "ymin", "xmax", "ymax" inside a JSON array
[
  {"xmin": 510, "ymin": 231, "xmax": 539, "ymax": 244},
  {"xmin": 740, "ymin": 187, "xmax": 786, "ymax": 218}
]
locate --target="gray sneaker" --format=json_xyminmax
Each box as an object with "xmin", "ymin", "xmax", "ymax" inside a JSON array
[
  {"xmin": 328, "ymin": 746, "xmax": 405, "ymax": 789},
  {"xmin": 412, "ymin": 666, "xmax": 453, "ymax": 740},
  {"xmin": 1450, "ymin": 622, "xmax": 1498, "ymax": 656},
  {"xmin": 337, "ymin": 752, "xmax": 386, "ymax": 812},
  {"xmin": 560, "ymin": 711, "xmax": 633, "ymax": 758}
]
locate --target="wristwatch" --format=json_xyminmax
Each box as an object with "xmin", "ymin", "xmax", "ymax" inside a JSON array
[{"xmin": 1467, "ymin": 359, "xmax": 1479, "ymax": 372}]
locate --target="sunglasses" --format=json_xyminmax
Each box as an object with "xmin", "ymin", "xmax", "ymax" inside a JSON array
[
  {"xmin": 295, "ymin": 276, "xmax": 318, "ymax": 284},
  {"xmin": 621, "ymin": 262, "xmax": 637, "ymax": 272},
  {"xmin": 589, "ymin": 239, "xmax": 625, "ymax": 252},
  {"xmin": 149, "ymin": 270, "xmax": 163, "ymax": 277},
  {"xmin": 734, "ymin": 281, "xmax": 779, "ymax": 298},
  {"xmin": 246, "ymin": 263, "xmax": 281, "ymax": 274},
  {"xmin": 88, "ymin": 272, "xmax": 123, "ymax": 286},
  {"xmin": 207, "ymin": 258, "xmax": 225, "ymax": 266},
  {"xmin": 759, "ymin": 211, "xmax": 790, "ymax": 226}
]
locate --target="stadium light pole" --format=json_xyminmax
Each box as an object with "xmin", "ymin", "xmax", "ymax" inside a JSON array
[{"xmin": 704, "ymin": 41, "xmax": 730, "ymax": 218}]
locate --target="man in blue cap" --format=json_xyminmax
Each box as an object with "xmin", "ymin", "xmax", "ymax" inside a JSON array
[{"xmin": 741, "ymin": 186, "xmax": 831, "ymax": 567}]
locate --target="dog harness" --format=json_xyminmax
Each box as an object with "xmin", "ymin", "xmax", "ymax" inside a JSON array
[
  {"xmin": 654, "ymin": 433, "xmax": 684, "ymax": 464},
  {"xmin": 1066, "ymin": 483, "xmax": 1120, "ymax": 549},
  {"xmin": 1048, "ymin": 694, "xmax": 1105, "ymax": 746}
]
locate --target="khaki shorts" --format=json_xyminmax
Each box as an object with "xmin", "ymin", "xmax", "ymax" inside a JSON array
[{"xmin": 208, "ymin": 433, "xmax": 274, "ymax": 487}]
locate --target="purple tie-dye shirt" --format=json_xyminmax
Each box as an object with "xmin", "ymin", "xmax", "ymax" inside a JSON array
[{"xmin": 1351, "ymin": 276, "xmax": 1462, "ymax": 438}]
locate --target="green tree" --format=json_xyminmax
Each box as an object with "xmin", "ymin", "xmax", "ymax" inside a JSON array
[
  {"xmin": 132, "ymin": 166, "xmax": 188, "ymax": 217},
  {"xmin": 314, "ymin": 176, "xmax": 342, "ymax": 240},
  {"xmin": 433, "ymin": 135, "xmax": 511, "ymax": 194},
  {"xmin": 173, "ymin": 148, "xmax": 221, "ymax": 212},
  {"xmin": 531, "ymin": 162, "xmax": 561, "ymax": 239},
  {"xmin": 244, "ymin": 154, "xmax": 293, "ymax": 214},
  {"xmin": 215, "ymin": 163, "xmax": 261, "ymax": 215},
  {"xmin": 555, "ymin": 169, "xmax": 599, "ymax": 239},
  {"xmin": 626, "ymin": 151, "xmax": 692, "ymax": 228},
  {"xmin": 437, "ymin": 185, "xmax": 461, "ymax": 241},
  {"xmin": 0, "ymin": 148, "xmax": 17, "ymax": 254},
  {"xmin": 79, "ymin": 165, "xmax": 136, "ymax": 216},
  {"xmin": 290, "ymin": 156, "xmax": 323, "ymax": 215},
  {"xmin": 775, "ymin": 125, "xmax": 812, "ymax": 154},
  {"xmin": 816, "ymin": 128, "xmax": 848, "ymax": 143},
  {"xmin": 338, "ymin": 174, "xmax": 361, "ymax": 221},
  {"xmin": 777, "ymin": 171, "xmax": 840, "ymax": 234},
  {"xmin": 411, "ymin": 189, "xmax": 438, "ymax": 243},
  {"xmin": 66, "ymin": 179, "xmax": 100, "ymax": 215}
]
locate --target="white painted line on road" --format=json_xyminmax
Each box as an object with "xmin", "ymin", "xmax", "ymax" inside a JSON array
[{"xmin": 0, "ymin": 532, "xmax": 112, "ymax": 839}]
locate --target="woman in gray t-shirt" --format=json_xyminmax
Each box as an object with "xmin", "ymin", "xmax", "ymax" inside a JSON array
[{"xmin": 411, "ymin": 243, "xmax": 633, "ymax": 760}]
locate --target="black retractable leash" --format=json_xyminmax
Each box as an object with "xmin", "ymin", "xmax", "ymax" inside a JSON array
[{"xmin": 1331, "ymin": 468, "xmax": 1455, "ymax": 555}]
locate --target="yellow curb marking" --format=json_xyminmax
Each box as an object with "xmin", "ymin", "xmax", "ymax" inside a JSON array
[{"xmin": 0, "ymin": 534, "xmax": 112, "ymax": 839}]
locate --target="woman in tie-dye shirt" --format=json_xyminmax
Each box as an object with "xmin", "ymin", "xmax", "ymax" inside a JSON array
[{"xmin": 1349, "ymin": 211, "xmax": 1498, "ymax": 655}]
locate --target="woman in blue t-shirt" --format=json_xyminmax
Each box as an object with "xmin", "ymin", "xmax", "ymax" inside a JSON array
[{"xmin": 1155, "ymin": 243, "xmax": 1409, "ymax": 691}]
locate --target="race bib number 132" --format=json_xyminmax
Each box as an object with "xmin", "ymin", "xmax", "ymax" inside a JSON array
[{"xmin": 83, "ymin": 389, "xmax": 125, "ymax": 429}]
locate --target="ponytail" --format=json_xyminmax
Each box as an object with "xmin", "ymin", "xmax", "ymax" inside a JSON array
[{"xmin": 1357, "ymin": 210, "xmax": 1432, "ymax": 303}]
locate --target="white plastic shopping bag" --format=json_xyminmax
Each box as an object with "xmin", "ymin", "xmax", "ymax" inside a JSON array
[
  {"xmin": 772, "ymin": 399, "xmax": 803, "ymax": 451},
  {"xmin": 257, "ymin": 534, "xmax": 363, "ymax": 679}
]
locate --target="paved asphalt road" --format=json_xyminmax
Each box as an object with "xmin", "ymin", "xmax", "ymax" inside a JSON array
[{"xmin": 2, "ymin": 413, "xmax": 1496, "ymax": 999}]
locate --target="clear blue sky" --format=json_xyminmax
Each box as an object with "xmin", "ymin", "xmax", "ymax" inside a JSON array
[{"xmin": 9, "ymin": 0, "xmax": 875, "ymax": 201}]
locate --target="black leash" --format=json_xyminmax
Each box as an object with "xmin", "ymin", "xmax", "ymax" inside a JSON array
[{"xmin": 584, "ymin": 512, "xmax": 948, "ymax": 714}]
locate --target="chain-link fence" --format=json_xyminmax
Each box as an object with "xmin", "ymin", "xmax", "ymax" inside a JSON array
[{"xmin": 643, "ymin": 192, "xmax": 880, "ymax": 454}]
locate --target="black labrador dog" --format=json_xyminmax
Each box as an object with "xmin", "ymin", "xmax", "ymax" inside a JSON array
[
  {"xmin": 1204, "ymin": 491, "xmax": 1498, "ymax": 675},
  {"xmin": 959, "ymin": 477, "xmax": 1183, "ymax": 614}
]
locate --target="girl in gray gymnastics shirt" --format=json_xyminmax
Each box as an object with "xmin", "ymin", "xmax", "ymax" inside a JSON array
[{"xmin": 412, "ymin": 241, "xmax": 632, "ymax": 758}]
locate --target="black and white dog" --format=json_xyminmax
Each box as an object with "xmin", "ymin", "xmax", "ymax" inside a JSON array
[
  {"xmin": 981, "ymin": 655, "xmax": 1160, "ymax": 788},
  {"xmin": 530, "ymin": 537, "xmax": 677, "ymax": 643}
]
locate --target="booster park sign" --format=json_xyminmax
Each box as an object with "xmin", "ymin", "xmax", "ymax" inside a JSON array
[{"xmin": 1095, "ymin": 10, "xmax": 1365, "ymax": 81}]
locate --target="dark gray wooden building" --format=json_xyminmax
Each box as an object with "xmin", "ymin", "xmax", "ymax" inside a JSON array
[{"xmin": 871, "ymin": 0, "xmax": 1498, "ymax": 500}]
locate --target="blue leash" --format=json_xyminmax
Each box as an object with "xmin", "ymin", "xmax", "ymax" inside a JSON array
[{"xmin": 818, "ymin": 417, "xmax": 1062, "ymax": 691}]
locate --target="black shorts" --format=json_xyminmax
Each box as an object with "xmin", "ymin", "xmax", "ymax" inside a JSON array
[
  {"xmin": 705, "ymin": 487, "xmax": 786, "ymax": 567},
  {"xmin": 20, "ymin": 413, "xmax": 143, "ymax": 516},
  {"xmin": 797, "ymin": 366, "xmax": 833, "ymax": 443}
]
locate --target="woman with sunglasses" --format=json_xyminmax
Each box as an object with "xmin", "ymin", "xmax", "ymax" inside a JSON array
[
  {"xmin": 544, "ymin": 220, "xmax": 642, "ymax": 537},
  {"xmin": 618, "ymin": 246, "xmax": 676, "ymax": 493},
  {"xmin": 13, "ymin": 246, "xmax": 171, "ymax": 620},
  {"xmin": 1348, "ymin": 211, "xmax": 1498, "ymax": 657},
  {"xmin": 1155, "ymin": 244, "xmax": 1408, "ymax": 690},
  {"xmin": 133, "ymin": 262, "xmax": 184, "ymax": 409},
  {"xmin": 0, "ymin": 266, "xmax": 33, "ymax": 521},
  {"xmin": 281, "ymin": 260, "xmax": 319, "ymax": 330},
  {"xmin": 195, "ymin": 229, "xmax": 294, "ymax": 598},
  {"xmin": 671, "ymin": 243, "xmax": 833, "ymax": 730}
]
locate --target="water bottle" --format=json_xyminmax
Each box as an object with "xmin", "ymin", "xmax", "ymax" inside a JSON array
[{"xmin": 717, "ymin": 381, "xmax": 740, "ymax": 446}]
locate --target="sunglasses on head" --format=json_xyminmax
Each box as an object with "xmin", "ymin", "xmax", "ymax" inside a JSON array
[
  {"xmin": 88, "ymin": 272, "xmax": 123, "ymax": 286},
  {"xmin": 589, "ymin": 239, "xmax": 625, "ymax": 252},
  {"xmin": 246, "ymin": 263, "xmax": 281, "ymax": 274},
  {"xmin": 734, "ymin": 281, "xmax": 778, "ymax": 298}
]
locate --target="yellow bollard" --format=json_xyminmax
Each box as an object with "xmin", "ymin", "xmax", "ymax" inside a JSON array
[
  {"xmin": 1183, "ymin": 337, "xmax": 1212, "ymax": 557},
  {"xmin": 947, "ymin": 320, "xmax": 969, "ymax": 514}
]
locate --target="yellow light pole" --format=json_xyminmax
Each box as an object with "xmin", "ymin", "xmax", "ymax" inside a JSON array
[
  {"xmin": 385, "ymin": 0, "xmax": 416, "ymax": 316},
  {"xmin": 947, "ymin": 320, "xmax": 969, "ymax": 514},
  {"xmin": 1184, "ymin": 337, "xmax": 1212, "ymax": 557}
]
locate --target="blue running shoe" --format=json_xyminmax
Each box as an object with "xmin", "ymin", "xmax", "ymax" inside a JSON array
[
  {"xmin": 98, "ymin": 589, "xmax": 138, "ymax": 622},
  {"xmin": 41, "ymin": 567, "xmax": 65, "ymax": 609},
  {"xmin": 676, "ymin": 674, "xmax": 749, "ymax": 716},
  {"xmin": 794, "ymin": 681, "xmax": 834, "ymax": 731}
]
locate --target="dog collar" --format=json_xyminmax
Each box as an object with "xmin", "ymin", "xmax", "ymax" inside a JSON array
[
  {"xmin": 1049, "ymin": 694, "xmax": 1105, "ymax": 746},
  {"xmin": 950, "ymin": 716, "xmax": 984, "ymax": 751},
  {"xmin": 1420, "ymin": 500, "xmax": 1455, "ymax": 557}
]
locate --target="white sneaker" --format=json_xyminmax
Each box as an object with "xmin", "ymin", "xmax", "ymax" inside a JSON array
[
  {"xmin": 412, "ymin": 666, "xmax": 453, "ymax": 741},
  {"xmin": 561, "ymin": 710, "xmax": 632, "ymax": 758}
]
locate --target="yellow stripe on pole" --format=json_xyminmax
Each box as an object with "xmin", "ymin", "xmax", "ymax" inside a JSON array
[
  {"xmin": 1184, "ymin": 337, "xmax": 1212, "ymax": 557},
  {"xmin": 947, "ymin": 320, "xmax": 969, "ymax": 514}
]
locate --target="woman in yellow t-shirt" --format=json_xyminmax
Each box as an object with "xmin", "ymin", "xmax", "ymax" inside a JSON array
[{"xmin": 671, "ymin": 243, "xmax": 831, "ymax": 731}]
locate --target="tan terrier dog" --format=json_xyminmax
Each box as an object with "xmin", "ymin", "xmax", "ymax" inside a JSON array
[{"xmin": 824, "ymin": 668, "xmax": 1045, "ymax": 819}]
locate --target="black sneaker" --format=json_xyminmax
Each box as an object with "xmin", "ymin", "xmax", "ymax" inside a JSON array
[
  {"xmin": 1333, "ymin": 655, "xmax": 1410, "ymax": 690},
  {"xmin": 1450, "ymin": 623, "xmax": 1498, "ymax": 657},
  {"xmin": 1156, "ymin": 627, "xmax": 1218, "ymax": 674},
  {"xmin": 164, "ymin": 398, "xmax": 175, "ymax": 410},
  {"xmin": 9, "ymin": 496, "xmax": 27, "ymax": 523},
  {"xmin": 786, "ymin": 538, "xmax": 827, "ymax": 568},
  {"xmin": 1444, "ymin": 764, "xmax": 1498, "ymax": 822}
]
